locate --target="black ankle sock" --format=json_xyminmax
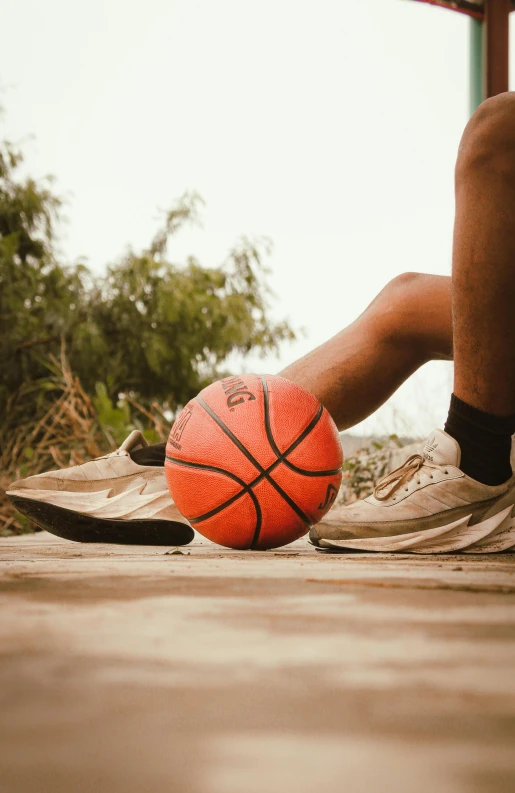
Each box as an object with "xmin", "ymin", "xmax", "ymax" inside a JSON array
[
  {"xmin": 130, "ymin": 442, "xmax": 166, "ymax": 467},
  {"xmin": 444, "ymin": 394, "xmax": 515, "ymax": 486}
]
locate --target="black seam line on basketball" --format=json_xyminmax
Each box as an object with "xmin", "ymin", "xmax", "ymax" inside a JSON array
[
  {"xmin": 258, "ymin": 375, "xmax": 339, "ymax": 475},
  {"xmin": 273, "ymin": 458, "xmax": 342, "ymax": 477},
  {"xmin": 283, "ymin": 406, "xmax": 323, "ymax": 457},
  {"xmin": 245, "ymin": 458, "xmax": 341, "ymax": 486},
  {"xmin": 189, "ymin": 487, "xmax": 262, "ymax": 550},
  {"xmin": 187, "ymin": 488, "xmax": 248, "ymax": 524},
  {"xmin": 166, "ymin": 454, "xmax": 337, "ymax": 501},
  {"xmin": 242, "ymin": 466, "xmax": 313, "ymax": 528},
  {"xmin": 177, "ymin": 476, "xmax": 261, "ymax": 549},
  {"xmin": 167, "ymin": 455, "xmax": 262, "ymax": 538},
  {"xmin": 249, "ymin": 488, "xmax": 262, "ymax": 550},
  {"xmin": 195, "ymin": 396, "xmax": 264, "ymax": 474},
  {"xmin": 165, "ymin": 455, "xmax": 248, "ymax": 487},
  {"xmin": 195, "ymin": 395, "xmax": 312, "ymax": 528},
  {"xmin": 261, "ymin": 374, "xmax": 325, "ymax": 458},
  {"xmin": 259, "ymin": 374, "xmax": 282, "ymax": 458}
]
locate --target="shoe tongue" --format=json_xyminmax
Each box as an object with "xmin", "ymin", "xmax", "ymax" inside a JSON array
[
  {"xmin": 119, "ymin": 430, "xmax": 149, "ymax": 453},
  {"xmin": 422, "ymin": 429, "xmax": 461, "ymax": 467}
]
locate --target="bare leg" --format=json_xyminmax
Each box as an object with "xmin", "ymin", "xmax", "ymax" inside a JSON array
[
  {"xmin": 132, "ymin": 273, "xmax": 453, "ymax": 465},
  {"xmin": 453, "ymin": 93, "xmax": 515, "ymax": 416},
  {"xmin": 280, "ymin": 272, "xmax": 452, "ymax": 430},
  {"xmin": 311, "ymin": 102, "xmax": 515, "ymax": 548}
]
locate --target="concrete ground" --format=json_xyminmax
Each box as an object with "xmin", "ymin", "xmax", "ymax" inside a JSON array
[{"xmin": 1, "ymin": 533, "xmax": 515, "ymax": 793}]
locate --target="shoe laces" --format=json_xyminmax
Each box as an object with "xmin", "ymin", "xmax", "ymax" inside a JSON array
[{"xmin": 373, "ymin": 454, "xmax": 441, "ymax": 501}]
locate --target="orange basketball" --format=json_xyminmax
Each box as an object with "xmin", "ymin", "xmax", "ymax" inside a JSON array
[{"xmin": 164, "ymin": 374, "xmax": 343, "ymax": 550}]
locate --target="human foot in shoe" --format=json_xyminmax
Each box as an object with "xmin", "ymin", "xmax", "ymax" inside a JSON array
[
  {"xmin": 7, "ymin": 431, "xmax": 194, "ymax": 546},
  {"xmin": 310, "ymin": 430, "xmax": 515, "ymax": 554}
]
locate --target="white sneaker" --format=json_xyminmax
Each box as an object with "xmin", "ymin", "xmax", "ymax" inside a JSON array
[
  {"xmin": 310, "ymin": 429, "xmax": 515, "ymax": 554},
  {"xmin": 7, "ymin": 431, "xmax": 194, "ymax": 546}
]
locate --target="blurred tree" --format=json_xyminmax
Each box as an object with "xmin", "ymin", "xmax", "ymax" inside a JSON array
[
  {"xmin": 81, "ymin": 195, "xmax": 295, "ymax": 409},
  {"xmin": 0, "ymin": 135, "xmax": 295, "ymax": 417},
  {"xmin": 0, "ymin": 136, "xmax": 89, "ymax": 412}
]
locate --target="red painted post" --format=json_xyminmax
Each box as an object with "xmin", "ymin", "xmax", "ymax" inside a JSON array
[{"xmin": 484, "ymin": 0, "xmax": 510, "ymax": 97}]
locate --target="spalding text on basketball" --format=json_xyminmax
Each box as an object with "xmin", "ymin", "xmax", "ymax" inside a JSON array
[
  {"xmin": 169, "ymin": 406, "xmax": 193, "ymax": 450},
  {"xmin": 221, "ymin": 376, "xmax": 257, "ymax": 409}
]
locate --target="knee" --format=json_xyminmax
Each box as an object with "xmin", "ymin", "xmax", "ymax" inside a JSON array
[
  {"xmin": 377, "ymin": 272, "xmax": 428, "ymax": 314},
  {"xmin": 372, "ymin": 272, "xmax": 432, "ymax": 342},
  {"xmin": 456, "ymin": 92, "xmax": 515, "ymax": 185}
]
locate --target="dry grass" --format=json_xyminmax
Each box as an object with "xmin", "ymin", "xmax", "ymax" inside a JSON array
[
  {"xmin": 1, "ymin": 345, "xmax": 168, "ymax": 536},
  {"xmin": 1, "ymin": 350, "xmax": 108, "ymax": 535}
]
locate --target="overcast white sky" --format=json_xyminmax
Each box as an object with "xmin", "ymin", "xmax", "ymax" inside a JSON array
[{"xmin": 2, "ymin": 0, "xmax": 514, "ymax": 437}]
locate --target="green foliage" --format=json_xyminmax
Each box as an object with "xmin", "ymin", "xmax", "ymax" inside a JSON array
[
  {"xmin": 84, "ymin": 221, "xmax": 294, "ymax": 409},
  {"xmin": 0, "ymin": 138, "xmax": 89, "ymax": 410},
  {"xmin": 0, "ymin": 124, "xmax": 295, "ymax": 534},
  {"xmin": 0, "ymin": 136, "xmax": 295, "ymax": 417},
  {"xmin": 341, "ymin": 435, "xmax": 403, "ymax": 503}
]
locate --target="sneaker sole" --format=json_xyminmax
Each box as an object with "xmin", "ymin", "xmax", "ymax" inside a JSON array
[
  {"xmin": 9, "ymin": 495, "xmax": 195, "ymax": 546},
  {"xmin": 309, "ymin": 505, "xmax": 515, "ymax": 554}
]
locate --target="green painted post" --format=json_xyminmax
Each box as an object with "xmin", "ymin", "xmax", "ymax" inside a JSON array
[{"xmin": 470, "ymin": 17, "xmax": 484, "ymax": 115}]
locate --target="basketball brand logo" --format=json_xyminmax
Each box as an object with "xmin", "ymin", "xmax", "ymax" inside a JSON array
[
  {"xmin": 318, "ymin": 483, "xmax": 338, "ymax": 511},
  {"xmin": 169, "ymin": 406, "xmax": 193, "ymax": 450},
  {"xmin": 221, "ymin": 376, "xmax": 256, "ymax": 409}
]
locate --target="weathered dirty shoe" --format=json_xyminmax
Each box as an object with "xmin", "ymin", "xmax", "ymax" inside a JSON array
[
  {"xmin": 310, "ymin": 429, "xmax": 515, "ymax": 553},
  {"xmin": 7, "ymin": 431, "xmax": 194, "ymax": 546}
]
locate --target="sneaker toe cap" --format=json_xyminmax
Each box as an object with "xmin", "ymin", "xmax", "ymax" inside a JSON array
[{"xmin": 7, "ymin": 470, "xmax": 63, "ymax": 493}]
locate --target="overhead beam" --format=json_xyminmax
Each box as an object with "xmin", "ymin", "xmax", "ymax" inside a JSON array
[{"xmin": 410, "ymin": 0, "xmax": 485, "ymax": 19}]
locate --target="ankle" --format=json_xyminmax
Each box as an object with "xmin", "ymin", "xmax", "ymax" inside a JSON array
[{"xmin": 444, "ymin": 394, "xmax": 515, "ymax": 486}]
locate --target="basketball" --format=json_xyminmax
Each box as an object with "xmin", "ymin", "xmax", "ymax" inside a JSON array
[{"xmin": 164, "ymin": 374, "xmax": 343, "ymax": 550}]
